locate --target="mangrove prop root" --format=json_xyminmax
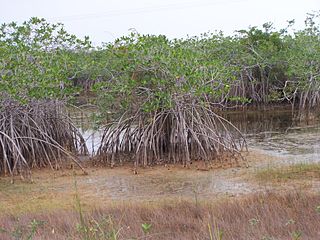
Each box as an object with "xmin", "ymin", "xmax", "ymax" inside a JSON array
[
  {"xmin": 97, "ymin": 97, "xmax": 247, "ymax": 167},
  {"xmin": 0, "ymin": 99, "xmax": 88, "ymax": 178}
]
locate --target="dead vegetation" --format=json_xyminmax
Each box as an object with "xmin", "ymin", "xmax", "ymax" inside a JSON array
[
  {"xmin": 0, "ymin": 99, "xmax": 88, "ymax": 179},
  {"xmin": 0, "ymin": 191, "xmax": 319, "ymax": 240}
]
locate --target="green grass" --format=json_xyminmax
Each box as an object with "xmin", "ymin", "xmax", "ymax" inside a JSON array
[{"xmin": 255, "ymin": 163, "xmax": 320, "ymax": 182}]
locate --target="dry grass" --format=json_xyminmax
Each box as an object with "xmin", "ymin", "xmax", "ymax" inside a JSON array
[
  {"xmin": 0, "ymin": 168, "xmax": 89, "ymax": 215},
  {"xmin": 255, "ymin": 163, "xmax": 320, "ymax": 182},
  {"xmin": 0, "ymin": 192, "xmax": 319, "ymax": 240}
]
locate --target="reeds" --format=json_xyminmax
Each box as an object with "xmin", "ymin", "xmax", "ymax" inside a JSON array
[
  {"xmin": 97, "ymin": 95, "xmax": 247, "ymax": 167},
  {"xmin": 0, "ymin": 98, "xmax": 88, "ymax": 178}
]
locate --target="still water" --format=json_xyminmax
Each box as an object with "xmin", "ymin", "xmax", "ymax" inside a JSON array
[
  {"xmin": 71, "ymin": 108, "xmax": 320, "ymax": 201},
  {"xmin": 73, "ymin": 108, "xmax": 320, "ymax": 161},
  {"xmin": 226, "ymin": 109, "xmax": 320, "ymax": 164}
]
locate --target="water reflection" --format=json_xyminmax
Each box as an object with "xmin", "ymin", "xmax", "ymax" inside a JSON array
[
  {"xmin": 68, "ymin": 105, "xmax": 102, "ymax": 155},
  {"xmin": 225, "ymin": 109, "xmax": 320, "ymax": 164},
  {"xmin": 71, "ymin": 107, "xmax": 320, "ymax": 200},
  {"xmin": 71, "ymin": 107, "xmax": 320, "ymax": 161},
  {"xmin": 81, "ymin": 129, "xmax": 103, "ymax": 155}
]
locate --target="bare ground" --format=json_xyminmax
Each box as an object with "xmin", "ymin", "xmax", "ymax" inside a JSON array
[
  {"xmin": 0, "ymin": 150, "xmax": 320, "ymax": 239},
  {"xmin": 0, "ymin": 150, "xmax": 319, "ymax": 214}
]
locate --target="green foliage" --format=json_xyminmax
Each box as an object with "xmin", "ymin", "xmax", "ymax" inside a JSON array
[
  {"xmin": 141, "ymin": 223, "xmax": 152, "ymax": 234},
  {"xmin": 283, "ymin": 12, "xmax": 320, "ymax": 108},
  {"xmin": 291, "ymin": 230, "xmax": 302, "ymax": 240},
  {"xmin": 94, "ymin": 11, "xmax": 320, "ymax": 117},
  {"xmin": 0, "ymin": 219, "xmax": 45, "ymax": 240},
  {"xmin": 249, "ymin": 218, "xmax": 260, "ymax": 226},
  {"xmin": 94, "ymin": 32, "xmax": 245, "ymax": 117},
  {"xmin": 27, "ymin": 219, "xmax": 45, "ymax": 240},
  {"xmin": 1, "ymin": 12, "xmax": 320, "ymax": 114},
  {"xmin": 0, "ymin": 17, "xmax": 91, "ymax": 101}
]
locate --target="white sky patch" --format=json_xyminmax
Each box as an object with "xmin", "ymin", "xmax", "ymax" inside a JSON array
[{"xmin": 1, "ymin": 0, "xmax": 319, "ymax": 45}]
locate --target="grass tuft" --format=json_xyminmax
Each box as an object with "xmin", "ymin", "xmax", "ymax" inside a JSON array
[{"xmin": 255, "ymin": 163, "xmax": 320, "ymax": 182}]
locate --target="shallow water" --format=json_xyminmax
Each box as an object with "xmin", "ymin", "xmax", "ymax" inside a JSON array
[
  {"xmin": 70, "ymin": 108, "xmax": 320, "ymax": 201},
  {"xmin": 227, "ymin": 110, "xmax": 320, "ymax": 165},
  {"xmin": 75, "ymin": 109, "xmax": 320, "ymax": 161}
]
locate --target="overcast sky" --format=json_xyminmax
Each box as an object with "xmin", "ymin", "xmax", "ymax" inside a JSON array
[{"xmin": 1, "ymin": 0, "xmax": 319, "ymax": 45}]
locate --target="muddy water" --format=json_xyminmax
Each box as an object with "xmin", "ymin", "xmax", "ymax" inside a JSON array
[
  {"xmin": 226, "ymin": 110, "xmax": 320, "ymax": 165},
  {"xmin": 72, "ymin": 109, "xmax": 320, "ymax": 201},
  {"xmin": 249, "ymin": 127, "xmax": 320, "ymax": 163}
]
